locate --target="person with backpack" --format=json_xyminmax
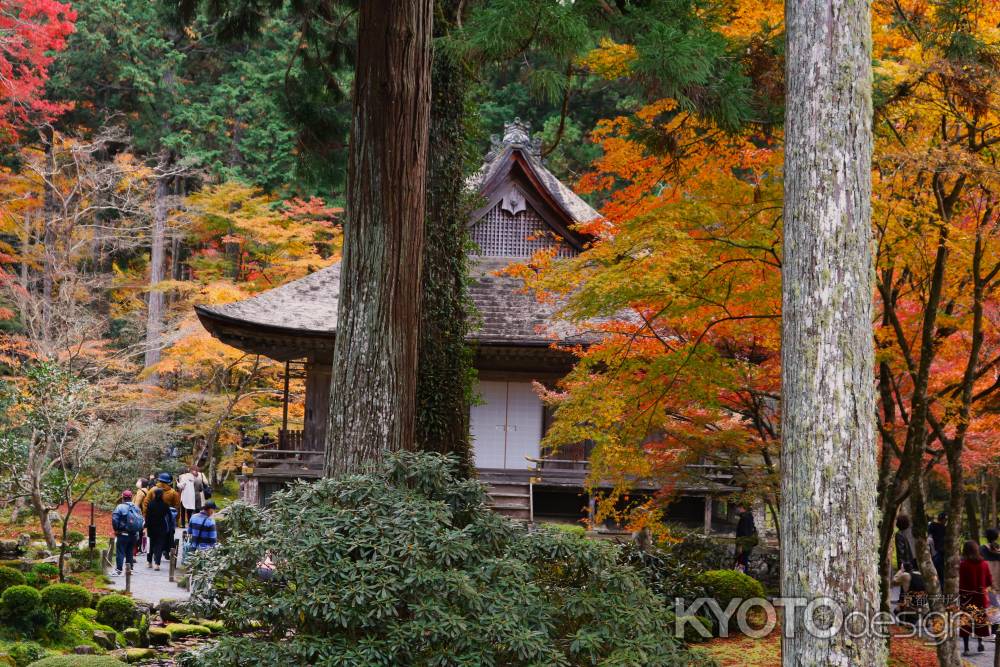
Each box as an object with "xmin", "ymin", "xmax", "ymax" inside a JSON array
[
  {"xmin": 110, "ymin": 490, "xmax": 144, "ymax": 577},
  {"xmin": 145, "ymin": 488, "xmax": 174, "ymax": 571}
]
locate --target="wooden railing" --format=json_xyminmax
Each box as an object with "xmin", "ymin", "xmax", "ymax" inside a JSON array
[
  {"xmin": 250, "ymin": 448, "xmax": 324, "ymax": 471},
  {"xmin": 279, "ymin": 429, "xmax": 304, "ymax": 450}
]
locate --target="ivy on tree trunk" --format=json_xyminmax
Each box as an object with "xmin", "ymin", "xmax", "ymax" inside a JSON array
[{"xmin": 415, "ymin": 0, "xmax": 474, "ymax": 472}]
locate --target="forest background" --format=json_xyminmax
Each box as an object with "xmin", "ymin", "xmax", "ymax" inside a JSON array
[{"xmin": 0, "ymin": 0, "xmax": 998, "ymax": 622}]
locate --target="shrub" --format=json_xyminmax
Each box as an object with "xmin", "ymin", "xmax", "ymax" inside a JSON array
[
  {"xmin": 30, "ymin": 563, "xmax": 58, "ymax": 580},
  {"xmin": 665, "ymin": 532, "xmax": 733, "ymax": 571},
  {"xmin": 699, "ymin": 569, "xmax": 766, "ymax": 632},
  {"xmin": 64, "ymin": 531, "xmax": 86, "ymax": 546},
  {"xmin": 617, "ymin": 541, "xmax": 708, "ymax": 604},
  {"xmin": 178, "ymin": 452, "xmax": 715, "ymax": 667},
  {"xmin": 1, "ymin": 584, "xmax": 41, "ymax": 617},
  {"xmin": 699, "ymin": 569, "xmax": 766, "ymax": 608},
  {"xmin": 40, "ymin": 583, "xmax": 91, "ymax": 625},
  {"xmin": 0, "ymin": 566, "xmax": 26, "ymax": 595},
  {"xmin": 95, "ymin": 594, "xmax": 136, "ymax": 630},
  {"xmin": 26, "ymin": 657, "xmax": 126, "ymax": 667},
  {"xmin": 8, "ymin": 641, "xmax": 45, "ymax": 667}
]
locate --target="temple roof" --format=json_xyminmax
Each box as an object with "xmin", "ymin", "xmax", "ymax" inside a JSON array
[
  {"xmin": 195, "ymin": 119, "xmax": 604, "ymax": 361},
  {"xmin": 195, "ymin": 258, "xmax": 600, "ymax": 361},
  {"xmin": 468, "ymin": 119, "xmax": 600, "ymax": 230}
]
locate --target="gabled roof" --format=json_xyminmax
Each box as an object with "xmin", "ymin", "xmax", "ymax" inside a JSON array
[
  {"xmin": 195, "ymin": 119, "xmax": 606, "ymax": 361},
  {"xmin": 468, "ymin": 119, "xmax": 600, "ymax": 248}
]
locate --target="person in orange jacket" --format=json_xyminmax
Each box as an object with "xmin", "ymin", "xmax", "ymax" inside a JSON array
[{"xmin": 142, "ymin": 472, "xmax": 181, "ymax": 515}]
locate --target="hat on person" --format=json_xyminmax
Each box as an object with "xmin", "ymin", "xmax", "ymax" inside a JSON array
[
  {"xmin": 122, "ymin": 490, "xmax": 132, "ymax": 499},
  {"xmin": 157, "ymin": 472, "xmax": 173, "ymax": 484},
  {"xmin": 203, "ymin": 500, "xmax": 218, "ymax": 510}
]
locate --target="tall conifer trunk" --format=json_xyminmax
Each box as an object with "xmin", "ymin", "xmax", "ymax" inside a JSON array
[
  {"xmin": 144, "ymin": 163, "xmax": 170, "ymax": 378},
  {"xmin": 324, "ymin": 0, "xmax": 433, "ymax": 475},
  {"xmin": 781, "ymin": 0, "xmax": 881, "ymax": 663}
]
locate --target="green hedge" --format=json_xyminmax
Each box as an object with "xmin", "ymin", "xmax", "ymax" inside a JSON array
[
  {"xmin": 95, "ymin": 594, "xmax": 136, "ymax": 630},
  {"xmin": 40, "ymin": 584, "xmax": 91, "ymax": 625},
  {"xmin": 1, "ymin": 584, "xmax": 41, "ymax": 616},
  {"xmin": 0, "ymin": 567, "xmax": 26, "ymax": 595}
]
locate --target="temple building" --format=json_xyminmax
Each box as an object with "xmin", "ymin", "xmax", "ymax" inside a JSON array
[{"xmin": 196, "ymin": 120, "xmax": 737, "ymax": 530}]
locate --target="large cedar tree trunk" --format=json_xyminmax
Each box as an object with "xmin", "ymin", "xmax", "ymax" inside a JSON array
[
  {"xmin": 144, "ymin": 168, "xmax": 170, "ymax": 377},
  {"xmin": 780, "ymin": 0, "xmax": 882, "ymax": 663},
  {"xmin": 324, "ymin": 0, "xmax": 433, "ymax": 475},
  {"xmin": 415, "ymin": 0, "xmax": 473, "ymax": 471}
]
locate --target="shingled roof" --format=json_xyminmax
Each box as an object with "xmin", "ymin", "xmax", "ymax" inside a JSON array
[
  {"xmin": 195, "ymin": 258, "xmax": 599, "ymax": 357},
  {"xmin": 195, "ymin": 119, "xmax": 605, "ymax": 359}
]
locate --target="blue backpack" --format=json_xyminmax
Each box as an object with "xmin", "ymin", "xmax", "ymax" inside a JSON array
[{"xmin": 114, "ymin": 503, "xmax": 144, "ymax": 533}]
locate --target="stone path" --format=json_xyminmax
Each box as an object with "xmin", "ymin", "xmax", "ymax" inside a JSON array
[{"xmin": 108, "ymin": 527, "xmax": 190, "ymax": 604}]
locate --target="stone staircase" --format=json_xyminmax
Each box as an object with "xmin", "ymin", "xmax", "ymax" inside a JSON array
[{"xmin": 483, "ymin": 480, "xmax": 532, "ymax": 521}]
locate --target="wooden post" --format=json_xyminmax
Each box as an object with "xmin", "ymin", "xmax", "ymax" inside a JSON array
[
  {"xmin": 124, "ymin": 563, "xmax": 131, "ymax": 593},
  {"xmin": 169, "ymin": 548, "xmax": 176, "ymax": 582},
  {"xmin": 281, "ymin": 360, "xmax": 290, "ymax": 444},
  {"xmin": 703, "ymin": 496, "xmax": 713, "ymax": 535}
]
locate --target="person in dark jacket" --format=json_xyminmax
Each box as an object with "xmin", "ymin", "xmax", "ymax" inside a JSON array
[
  {"xmin": 928, "ymin": 512, "xmax": 947, "ymax": 580},
  {"xmin": 895, "ymin": 514, "xmax": 917, "ymax": 571},
  {"xmin": 734, "ymin": 504, "xmax": 758, "ymax": 572},
  {"xmin": 145, "ymin": 488, "xmax": 172, "ymax": 571}
]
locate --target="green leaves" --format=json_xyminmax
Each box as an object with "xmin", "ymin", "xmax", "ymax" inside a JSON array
[{"xmin": 181, "ymin": 452, "xmax": 711, "ymax": 666}]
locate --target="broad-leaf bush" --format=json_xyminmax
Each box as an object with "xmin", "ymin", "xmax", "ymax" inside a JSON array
[{"xmin": 179, "ymin": 452, "xmax": 716, "ymax": 667}]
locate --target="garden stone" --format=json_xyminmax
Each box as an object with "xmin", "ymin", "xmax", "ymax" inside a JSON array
[
  {"xmin": 124, "ymin": 648, "xmax": 155, "ymax": 663},
  {"xmin": 123, "ymin": 628, "xmax": 140, "ymax": 646},
  {"xmin": 74, "ymin": 645, "xmax": 96, "ymax": 654},
  {"xmin": 0, "ymin": 541, "xmax": 21, "ymax": 558},
  {"xmin": 17, "ymin": 534, "xmax": 30, "ymax": 548},
  {"xmin": 148, "ymin": 627, "xmax": 170, "ymax": 646},
  {"xmin": 158, "ymin": 598, "xmax": 190, "ymax": 623},
  {"xmin": 92, "ymin": 628, "xmax": 119, "ymax": 649}
]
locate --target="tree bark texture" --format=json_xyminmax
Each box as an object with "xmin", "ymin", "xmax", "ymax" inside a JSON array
[
  {"xmin": 144, "ymin": 171, "xmax": 169, "ymax": 376},
  {"xmin": 324, "ymin": 0, "xmax": 433, "ymax": 475},
  {"xmin": 415, "ymin": 0, "xmax": 473, "ymax": 471},
  {"xmin": 781, "ymin": 0, "xmax": 882, "ymax": 664}
]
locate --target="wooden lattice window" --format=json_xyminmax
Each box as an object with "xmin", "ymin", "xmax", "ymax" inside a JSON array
[{"xmin": 471, "ymin": 201, "xmax": 575, "ymax": 258}]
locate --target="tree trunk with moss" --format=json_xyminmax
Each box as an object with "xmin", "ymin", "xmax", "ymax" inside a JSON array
[
  {"xmin": 415, "ymin": 0, "xmax": 474, "ymax": 471},
  {"xmin": 780, "ymin": 0, "xmax": 881, "ymax": 663},
  {"xmin": 324, "ymin": 0, "xmax": 433, "ymax": 475}
]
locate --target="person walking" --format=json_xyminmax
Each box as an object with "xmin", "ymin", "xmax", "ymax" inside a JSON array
[
  {"xmin": 142, "ymin": 472, "xmax": 181, "ymax": 515},
  {"xmin": 132, "ymin": 479, "xmax": 152, "ymax": 556},
  {"xmin": 144, "ymin": 488, "xmax": 173, "ymax": 571},
  {"xmin": 110, "ymin": 490, "xmax": 143, "ymax": 577},
  {"xmin": 177, "ymin": 466, "xmax": 205, "ymax": 529},
  {"xmin": 734, "ymin": 504, "xmax": 758, "ymax": 572},
  {"xmin": 928, "ymin": 512, "xmax": 947, "ymax": 580},
  {"xmin": 981, "ymin": 528, "xmax": 1000, "ymax": 590},
  {"xmin": 188, "ymin": 500, "xmax": 219, "ymax": 551},
  {"xmin": 959, "ymin": 539, "xmax": 994, "ymax": 656}
]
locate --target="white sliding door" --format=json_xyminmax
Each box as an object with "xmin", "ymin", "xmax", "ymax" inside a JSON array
[
  {"xmin": 471, "ymin": 380, "xmax": 508, "ymax": 468},
  {"xmin": 470, "ymin": 380, "xmax": 543, "ymax": 470},
  {"xmin": 504, "ymin": 382, "xmax": 542, "ymax": 468}
]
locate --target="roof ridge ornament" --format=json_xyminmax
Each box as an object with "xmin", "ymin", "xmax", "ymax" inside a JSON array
[{"xmin": 488, "ymin": 117, "xmax": 543, "ymax": 160}]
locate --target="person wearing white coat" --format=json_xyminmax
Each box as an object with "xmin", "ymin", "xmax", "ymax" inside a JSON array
[{"xmin": 177, "ymin": 466, "xmax": 205, "ymax": 528}]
